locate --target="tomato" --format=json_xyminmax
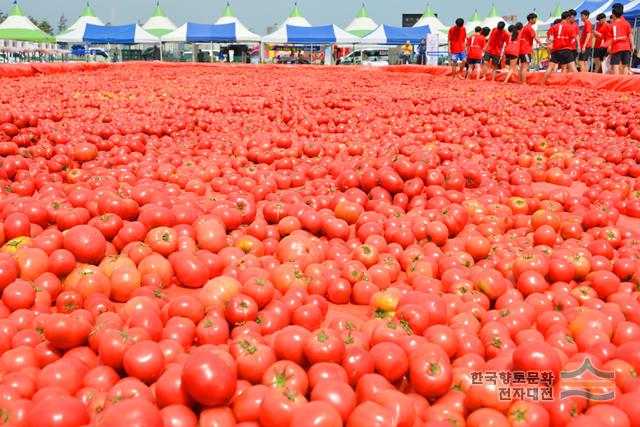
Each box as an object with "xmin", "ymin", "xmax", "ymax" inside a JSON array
[
  {"xmin": 304, "ymin": 329, "xmax": 346, "ymax": 365},
  {"xmin": 311, "ymin": 380, "xmax": 357, "ymax": 423},
  {"xmin": 259, "ymin": 388, "xmax": 307, "ymax": 427},
  {"xmin": 290, "ymin": 401, "xmax": 342, "ymax": 427},
  {"xmin": 63, "ymin": 225, "xmax": 106, "ymax": 264},
  {"xmin": 347, "ymin": 401, "xmax": 394, "ymax": 427},
  {"xmin": 26, "ymin": 396, "xmax": 89, "ymax": 427},
  {"xmin": 181, "ymin": 350, "xmax": 236, "ymax": 407}
]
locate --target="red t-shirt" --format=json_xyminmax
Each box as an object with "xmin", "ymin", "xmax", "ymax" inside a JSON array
[
  {"xmin": 580, "ymin": 20, "xmax": 592, "ymax": 48},
  {"xmin": 570, "ymin": 21, "xmax": 579, "ymax": 49},
  {"xmin": 486, "ymin": 28, "xmax": 510, "ymax": 56},
  {"xmin": 467, "ymin": 34, "xmax": 486, "ymax": 59},
  {"xmin": 610, "ymin": 17, "xmax": 632, "ymax": 53},
  {"xmin": 594, "ymin": 22, "xmax": 610, "ymax": 48},
  {"xmin": 549, "ymin": 23, "xmax": 577, "ymax": 51},
  {"xmin": 448, "ymin": 26, "xmax": 467, "ymax": 53},
  {"xmin": 519, "ymin": 24, "xmax": 536, "ymax": 54},
  {"xmin": 505, "ymin": 33, "xmax": 520, "ymax": 56}
]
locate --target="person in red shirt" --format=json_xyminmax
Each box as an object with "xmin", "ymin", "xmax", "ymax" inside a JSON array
[
  {"xmin": 467, "ymin": 27, "xmax": 487, "ymax": 80},
  {"xmin": 483, "ymin": 21, "xmax": 509, "ymax": 81},
  {"xmin": 448, "ymin": 18, "xmax": 467, "ymax": 79},
  {"xmin": 542, "ymin": 12, "xmax": 580, "ymax": 85},
  {"xmin": 578, "ymin": 10, "xmax": 593, "ymax": 72},
  {"xmin": 608, "ymin": 3, "xmax": 634, "ymax": 75},
  {"xmin": 503, "ymin": 23, "xmax": 522, "ymax": 83},
  {"xmin": 519, "ymin": 13, "xmax": 545, "ymax": 85},
  {"xmin": 569, "ymin": 9, "xmax": 580, "ymax": 66},
  {"xmin": 593, "ymin": 13, "xmax": 610, "ymax": 72}
]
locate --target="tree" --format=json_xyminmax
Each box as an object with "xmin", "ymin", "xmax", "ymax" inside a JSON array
[
  {"xmin": 58, "ymin": 14, "xmax": 68, "ymax": 33},
  {"xmin": 0, "ymin": 11, "xmax": 6, "ymax": 23},
  {"xmin": 37, "ymin": 19, "xmax": 54, "ymax": 35}
]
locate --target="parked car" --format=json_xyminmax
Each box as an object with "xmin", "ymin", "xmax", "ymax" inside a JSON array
[{"xmin": 338, "ymin": 49, "xmax": 389, "ymax": 66}]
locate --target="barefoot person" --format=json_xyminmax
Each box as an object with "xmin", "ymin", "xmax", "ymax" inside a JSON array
[
  {"xmin": 593, "ymin": 13, "xmax": 610, "ymax": 73},
  {"xmin": 519, "ymin": 13, "xmax": 545, "ymax": 85},
  {"xmin": 448, "ymin": 18, "xmax": 467, "ymax": 79},
  {"xmin": 467, "ymin": 27, "xmax": 487, "ymax": 80},
  {"xmin": 608, "ymin": 2, "xmax": 634, "ymax": 75},
  {"xmin": 578, "ymin": 10, "xmax": 593, "ymax": 72},
  {"xmin": 542, "ymin": 12, "xmax": 579, "ymax": 85},
  {"xmin": 503, "ymin": 23, "xmax": 522, "ymax": 83},
  {"xmin": 483, "ymin": 21, "xmax": 509, "ymax": 81}
]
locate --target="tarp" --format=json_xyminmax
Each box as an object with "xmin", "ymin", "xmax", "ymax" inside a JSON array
[
  {"xmin": 262, "ymin": 24, "xmax": 360, "ymax": 44},
  {"xmin": 384, "ymin": 65, "xmax": 640, "ymax": 92},
  {"xmin": 143, "ymin": 2, "xmax": 177, "ymax": 37},
  {"xmin": 345, "ymin": 5, "xmax": 378, "ymax": 37},
  {"xmin": 414, "ymin": 5, "xmax": 448, "ymax": 34},
  {"xmin": 0, "ymin": 1, "xmax": 53, "ymax": 42},
  {"xmin": 161, "ymin": 22, "xmax": 261, "ymax": 43},
  {"xmin": 67, "ymin": 23, "xmax": 159, "ymax": 44},
  {"xmin": 626, "ymin": 1, "xmax": 640, "ymax": 19},
  {"xmin": 0, "ymin": 62, "xmax": 107, "ymax": 78},
  {"xmin": 574, "ymin": 0, "xmax": 613, "ymax": 15},
  {"xmin": 362, "ymin": 25, "xmax": 431, "ymax": 45}
]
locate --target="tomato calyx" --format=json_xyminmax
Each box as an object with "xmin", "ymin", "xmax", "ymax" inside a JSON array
[
  {"xmin": 239, "ymin": 339, "xmax": 257, "ymax": 355},
  {"xmin": 399, "ymin": 319, "xmax": 414, "ymax": 335},
  {"xmin": 316, "ymin": 331, "xmax": 329, "ymax": 343}
]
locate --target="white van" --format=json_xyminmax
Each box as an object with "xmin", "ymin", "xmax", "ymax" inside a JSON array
[{"xmin": 337, "ymin": 48, "xmax": 389, "ymax": 66}]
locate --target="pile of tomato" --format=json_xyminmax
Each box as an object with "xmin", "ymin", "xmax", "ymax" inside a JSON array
[{"xmin": 0, "ymin": 63, "xmax": 639, "ymax": 426}]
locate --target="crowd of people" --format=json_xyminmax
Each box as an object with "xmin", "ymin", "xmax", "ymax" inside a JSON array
[{"xmin": 447, "ymin": 2, "xmax": 637, "ymax": 85}]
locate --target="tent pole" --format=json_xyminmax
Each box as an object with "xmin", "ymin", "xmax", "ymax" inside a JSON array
[
  {"xmin": 260, "ymin": 42, "xmax": 264, "ymax": 64},
  {"xmin": 210, "ymin": 41, "xmax": 214, "ymax": 63},
  {"xmin": 160, "ymin": 42, "xmax": 163, "ymax": 62}
]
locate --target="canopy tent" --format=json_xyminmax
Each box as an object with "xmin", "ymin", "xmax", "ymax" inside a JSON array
[
  {"xmin": 481, "ymin": 5, "xmax": 506, "ymax": 29},
  {"xmin": 212, "ymin": 2, "xmax": 260, "ymax": 40},
  {"xmin": 362, "ymin": 25, "xmax": 431, "ymax": 45},
  {"xmin": 574, "ymin": 0, "xmax": 614, "ymax": 17},
  {"xmin": 162, "ymin": 22, "xmax": 260, "ymax": 43},
  {"xmin": 283, "ymin": 3, "xmax": 311, "ymax": 27},
  {"xmin": 143, "ymin": 2, "xmax": 177, "ymax": 37},
  {"xmin": 465, "ymin": 10, "xmax": 482, "ymax": 32},
  {"xmin": 61, "ymin": 23, "xmax": 158, "ymax": 44},
  {"xmin": 262, "ymin": 24, "xmax": 359, "ymax": 44},
  {"xmin": 624, "ymin": 0, "xmax": 640, "ymax": 20},
  {"xmin": 57, "ymin": 2, "xmax": 104, "ymax": 38},
  {"xmin": 413, "ymin": 4, "xmax": 447, "ymax": 34},
  {"xmin": 0, "ymin": 1, "xmax": 53, "ymax": 42},
  {"xmin": 345, "ymin": 4, "xmax": 378, "ymax": 37},
  {"xmin": 601, "ymin": 0, "xmax": 640, "ymax": 18}
]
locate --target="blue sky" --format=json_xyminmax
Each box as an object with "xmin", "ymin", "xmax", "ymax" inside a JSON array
[{"xmin": 6, "ymin": 1, "xmax": 566, "ymax": 33}]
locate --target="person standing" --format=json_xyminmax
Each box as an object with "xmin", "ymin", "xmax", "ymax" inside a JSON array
[
  {"xmin": 483, "ymin": 21, "xmax": 509, "ymax": 81},
  {"xmin": 578, "ymin": 10, "xmax": 593, "ymax": 72},
  {"xmin": 568, "ymin": 9, "xmax": 580, "ymax": 66},
  {"xmin": 519, "ymin": 13, "xmax": 545, "ymax": 85},
  {"xmin": 418, "ymin": 39, "xmax": 427, "ymax": 65},
  {"xmin": 608, "ymin": 3, "xmax": 634, "ymax": 75},
  {"xmin": 466, "ymin": 28, "xmax": 487, "ymax": 80},
  {"xmin": 593, "ymin": 13, "xmax": 610, "ymax": 72},
  {"xmin": 401, "ymin": 40, "xmax": 413, "ymax": 64},
  {"xmin": 503, "ymin": 23, "xmax": 522, "ymax": 83},
  {"xmin": 542, "ymin": 11, "xmax": 580, "ymax": 85},
  {"xmin": 448, "ymin": 18, "xmax": 467, "ymax": 79}
]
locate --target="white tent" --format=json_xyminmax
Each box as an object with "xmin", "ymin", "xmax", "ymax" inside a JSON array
[
  {"xmin": 262, "ymin": 24, "xmax": 359, "ymax": 44},
  {"xmin": 481, "ymin": 5, "xmax": 506, "ymax": 29},
  {"xmin": 465, "ymin": 10, "xmax": 482, "ymax": 32},
  {"xmin": 0, "ymin": 1, "xmax": 52, "ymax": 42},
  {"xmin": 161, "ymin": 22, "xmax": 261, "ymax": 43},
  {"xmin": 538, "ymin": 4, "xmax": 563, "ymax": 31},
  {"xmin": 414, "ymin": 4, "xmax": 447, "ymax": 34},
  {"xmin": 283, "ymin": 3, "xmax": 311, "ymax": 27},
  {"xmin": 345, "ymin": 4, "xmax": 378, "ymax": 37},
  {"xmin": 213, "ymin": 2, "xmax": 260, "ymax": 41},
  {"xmin": 58, "ymin": 2, "xmax": 103, "ymax": 37},
  {"xmin": 143, "ymin": 2, "xmax": 177, "ymax": 37}
]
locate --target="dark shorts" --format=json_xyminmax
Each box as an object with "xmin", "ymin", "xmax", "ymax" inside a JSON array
[
  {"xmin": 610, "ymin": 50, "xmax": 631, "ymax": 66},
  {"xmin": 467, "ymin": 58, "xmax": 482, "ymax": 65},
  {"xmin": 594, "ymin": 47, "xmax": 608, "ymax": 60},
  {"xmin": 578, "ymin": 48, "xmax": 593, "ymax": 61},
  {"xmin": 551, "ymin": 50, "xmax": 576, "ymax": 65},
  {"xmin": 505, "ymin": 54, "xmax": 518, "ymax": 63},
  {"xmin": 484, "ymin": 53, "xmax": 501, "ymax": 67},
  {"xmin": 519, "ymin": 54, "xmax": 532, "ymax": 64}
]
